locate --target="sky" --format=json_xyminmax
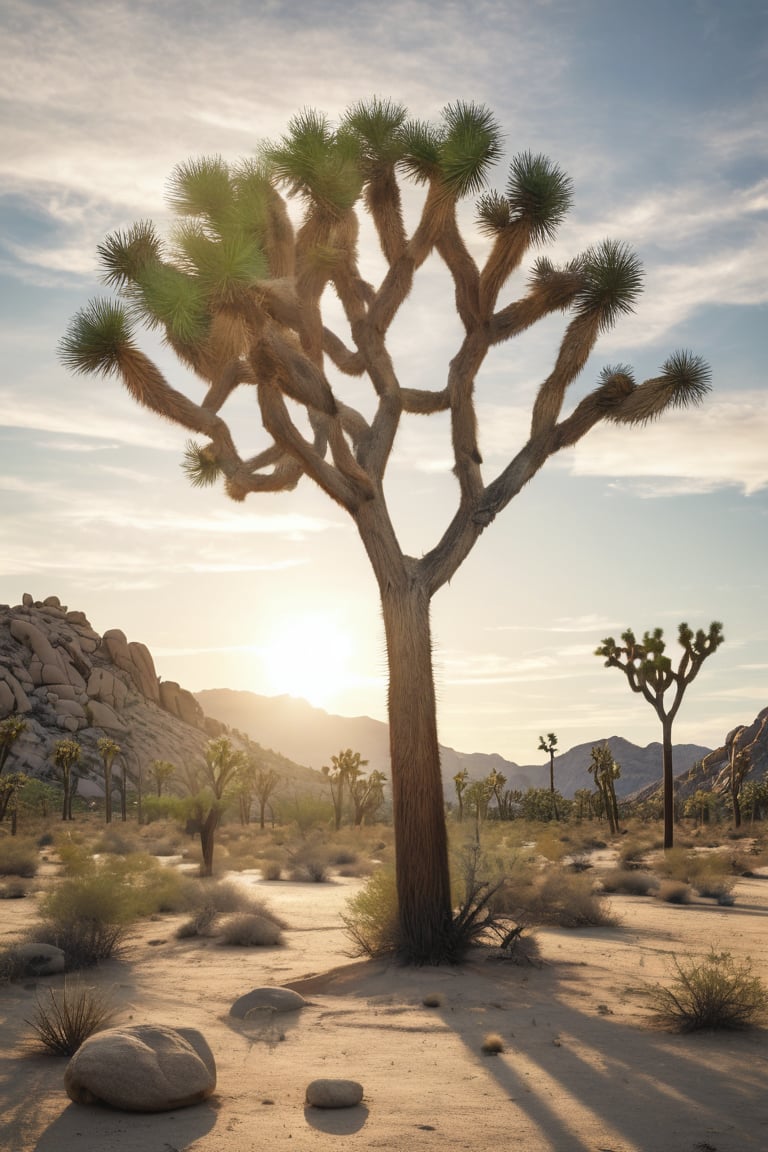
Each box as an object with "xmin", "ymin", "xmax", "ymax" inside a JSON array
[{"xmin": 1, "ymin": 0, "xmax": 766, "ymax": 764}]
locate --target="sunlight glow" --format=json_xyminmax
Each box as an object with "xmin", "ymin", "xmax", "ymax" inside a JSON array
[{"xmin": 261, "ymin": 612, "xmax": 353, "ymax": 708}]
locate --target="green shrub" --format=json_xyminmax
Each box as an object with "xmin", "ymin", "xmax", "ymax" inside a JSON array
[
  {"xmin": 26, "ymin": 979, "xmax": 115, "ymax": 1055},
  {"xmin": 342, "ymin": 866, "xmax": 400, "ymax": 958},
  {"xmin": 218, "ymin": 912, "xmax": 284, "ymax": 947},
  {"xmin": 0, "ymin": 837, "xmax": 38, "ymax": 878},
  {"xmin": 650, "ymin": 950, "xmax": 768, "ymax": 1031}
]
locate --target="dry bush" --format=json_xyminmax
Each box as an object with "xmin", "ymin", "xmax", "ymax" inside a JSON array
[
  {"xmin": 0, "ymin": 945, "xmax": 27, "ymax": 983},
  {"xmin": 655, "ymin": 879, "xmax": 693, "ymax": 904},
  {"xmin": 0, "ymin": 837, "xmax": 38, "ymax": 878},
  {"xmin": 261, "ymin": 861, "xmax": 283, "ymax": 881},
  {"xmin": 342, "ymin": 866, "xmax": 400, "ymax": 958},
  {"xmin": 0, "ymin": 878, "xmax": 31, "ymax": 899},
  {"xmin": 600, "ymin": 869, "xmax": 659, "ymax": 896},
  {"xmin": 175, "ymin": 905, "xmax": 218, "ymax": 939},
  {"xmin": 218, "ymin": 912, "xmax": 284, "ymax": 947},
  {"xmin": 491, "ymin": 865, "xmax": 617, "ymax": 929},
  {"xmin": 650, "ymin": 950, "xmax": 768, "ymax": 1031},
  {"xmin": 653, "ymin": 846, "xmax": 690, "ymax": 882},
  {"xmin": 481, "ymin": 1032, "xmax": 505, "ymax": 1054},
  {"xmin": 95, "ymin": 826, "xmax": 141, "ymax": 855},
  {"xmin": 35, "ymin": 870, "xmax": 136, "ymax": 968},
  {"xmin": 26, "ymin": 979, "xmax": 115, "ymax": 1055},
  {"xmin": 618, "ymin": 838, "xmax": 652, "ymax": 869}
]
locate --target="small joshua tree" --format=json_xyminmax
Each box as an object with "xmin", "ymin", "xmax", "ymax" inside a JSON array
[
  {"xmin": 538, "ymin": 733, "xmax": 559, "ymax": 820},
  {"xmin": 595, "ymin": 623, "xmax": 723, "ymax": 849},
  {"xmin": 588, "ymin": 744, "xmax": 621, "ymax": 835},
  {"xmin": 52, "ymin": 738, "xmax": 82, "ymax": 822},
  {"xmin": 96, "ymin": 737, "xmax": 121, "ymax": 824}
]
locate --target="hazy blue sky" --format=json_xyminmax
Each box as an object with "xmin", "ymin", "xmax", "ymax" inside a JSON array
[{"xmin": 1, "ymin": 0, "xmax": 765, "ymax": 762}]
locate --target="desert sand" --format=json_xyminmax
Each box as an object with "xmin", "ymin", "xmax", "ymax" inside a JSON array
[{"xmin": 2, "ymin": 865, "xmax": 768, "ymax": 1152}]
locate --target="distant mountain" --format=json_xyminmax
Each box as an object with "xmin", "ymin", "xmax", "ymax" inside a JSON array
[{"xmin": 195, "ymin": 688, "xmax": 712, "ymax": 800}]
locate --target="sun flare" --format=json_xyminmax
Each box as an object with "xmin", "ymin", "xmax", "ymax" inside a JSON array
[{"xmin": 261, "ymin": 612, "xmax": 353, "ymax": 708}]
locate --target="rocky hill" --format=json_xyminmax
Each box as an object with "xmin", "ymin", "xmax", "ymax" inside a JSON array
[
  {"xmin": 195, "ymin": 688, "xmax": 711, "ymax": 799},
  {"xmin": 0, "ymin": 594, "xmax": 314, "ymax": 793}
]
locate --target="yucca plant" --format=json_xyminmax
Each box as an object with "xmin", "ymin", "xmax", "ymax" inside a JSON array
[{"xmin": 26, "ymin": 979, "xmax": 115, "ymax": 1055}]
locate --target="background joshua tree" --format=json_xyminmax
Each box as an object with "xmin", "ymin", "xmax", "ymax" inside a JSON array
[
  {"xmin": 322, "ymin": 748, "xmax": 369, "ymax": 831},
  {"xmin": 538, "ymin": 732, "xmax": 559, "ymax": 820},
  {"xmin": 187, "ymin": 736, "xmax": 244, "ymax": 876},
  {"xmin": 453, "ymin": 769, "xmax": 469, "ymax": 823},
  {"xmin": 61, "ymin": 99, "xmax": 712, "ymax": 962},
  {"xmin": 728, "ymin": 727, "xmax": 751, "ymax": 829},
  {"xmin": 0, "ymin": 715, "xmax": 26, "ymax": 774},
  {"xmin": 350, "ymin": 766, "xmax": 387, "ymax": 826},
  {"xmin": 52, "ymin": 738, "xmax": 81, "ymax": 822},
  {"xmin": 148, "ymin": 759, "xmax": 176, "ymax": 798},
  {"xmin": 596, "ymin": 622, "xmax": 723, "ymax": 849},
  {"xmin": 96, "ymin": 737, "xmax": 121, "ymax": 824},
  {"xmin": 588, "ymin": 744, "xmax": 621, "ymax": 835}
]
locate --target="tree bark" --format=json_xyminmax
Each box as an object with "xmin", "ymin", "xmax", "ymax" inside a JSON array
[
  {"xmin": 661, "ymin": 716, "xmax": 675, "ymax": 850},
  {"xmin": 200, "ymin": 808, "xmax": 219, "ymax": 877},
  {"xmin": 380, "ymin": 578, "xmax": 452, "ymax": 963}
]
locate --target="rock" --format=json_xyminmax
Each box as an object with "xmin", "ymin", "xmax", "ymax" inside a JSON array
[
  {"xmin": 230, "ymin": 987, "xmax": 306, "ymax": 1018},
  {"xmin": 159, "ymin": 681, "xmax": 204, "ymax": 728},
  {"xmin": 64, "ymin": 1024, "xmax": 216, "ymax": 1112},
  {"xmin": 10, "ymin": 619, "xmax": 64, "ymax": 674},
  {"xmin": 42, "ymin": 596, "xmax": 62, "ymax": 609},
  {"xmin": 86, "ymin": 700, "xmax": 127, "ymax": 732},
  {"xmin": 16, "ymin": 942, "xmax": 66, "ymax": 976},
  {"xmin": 305, "ymin": 1079, "xmax": 364, "ymax": 1109},
  {"xmin": 22, "ymin": 593, "xmax": 33, "ymax": 607}
]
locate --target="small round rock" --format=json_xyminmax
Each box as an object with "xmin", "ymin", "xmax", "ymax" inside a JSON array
[
  {"xmin": 230, "ymin": 987, "xmax": 306, "ymax": 1018},
  {"xmin": 305, "ymin": 1079, "xmax": 364, "ymax": 1109}
]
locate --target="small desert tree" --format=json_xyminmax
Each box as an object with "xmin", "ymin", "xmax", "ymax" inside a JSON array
[
  {"xmin": 453, "ymin": 769, "xmax": 469, "ymax": 823},
  {"xmin": 596, "ymin": 622, "xmax": 723, "ymax": 849},
  {"xmin": 349, "ymin": 767, "xmax": 387, "ymax": 826},
  {"xmin": 148, "ymin": 759, "xmax": 176, "ymax": 798},
  {"xmin": 52, "ymin": 738, "xmax": 82, "ymax": 822},
  {"xmin": 61, "ymin": 100, "xmax": 712, "ymax": 961},
  {"xmin": 322, "ymin": 749, "xmax": 368, "ymax": 831},
  {"xmin": 187, "ymin": 736, "xmax": 245, "ymax": 876},
  {"xmin": 96, "ymin": 737, "xmax": 121, "ymax": 824},
  {"xmin": 588, "ymin": 744, "xmax": 621, "ymax": 835},
  {"xmin": 727, "ymin": 727, "xmax": 751, "ymax": 830},
  {"xmin": 538, "ymin": 732, "xmax": 559, "ymax": 820},
  {"xmin": 0, "ymin": 715, "xmax": 26, "ymax": 774}
]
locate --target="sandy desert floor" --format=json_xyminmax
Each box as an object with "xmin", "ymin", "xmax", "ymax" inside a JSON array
[{"xmin": 2, "ymin": 861, "xmax": 768, "ymax": 1152}]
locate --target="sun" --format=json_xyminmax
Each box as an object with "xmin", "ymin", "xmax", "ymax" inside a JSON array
[{"xmin": 261, "ymin": 612, "xmax": 353, "ymax": 708}]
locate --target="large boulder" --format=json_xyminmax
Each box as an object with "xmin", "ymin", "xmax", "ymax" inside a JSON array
[
  {"xmin": 64, "ymin": 1024, "xmax": 216, "ymax": 1112},
  {"xmin": 15, "ymin": 942, "xmax": 66, "ymax": 976}
]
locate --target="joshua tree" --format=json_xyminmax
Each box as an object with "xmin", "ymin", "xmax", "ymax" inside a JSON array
[
  {"xmin": 727, "ymin": 727, "xmax": 751, "ymax": 830},
  {"xmin": 148, "ymin": 759, "xmax": 176, "ymax": 798},
  {"xmin": 188, "ymin": 736, "xmax": 245, "ymax": 876},
  {"xmin": 487, "ymin": 768, "xmax": 509, "ymax": 820},
  {"xmin": 61, "ymin": 100, "xmax": 712, "ymax": 962},
  {"xmin": 596, "ymin": 622, "xmax": 723, "ymax": 849},
  {"xmin": 52, "ymin": 738, "xmax": 82, "ymax": 821},
  {"xmin": 322, "ymin": 748, "xmax": 369, "ymax": 831},
  {"xmin": 588, "ymin": 744, "xmax": 621, "ymax": 835},
  {"xmin": 349, "ymin": 767, "xmax": 387, "ymax": 826},
  {"xmin": 453, "ymin": 769, "xmax": 469, "ymax": 823},
  {"xmin": 538, "ymin": 732, "xmax": 559, "ymax": 820},
  {"xmin": 0, "ymin": 715, "xmax": 26, "ymax": 775},
  {"xmin": 96, "ymin": 737, "xmax": 121, "ymax": 824}
]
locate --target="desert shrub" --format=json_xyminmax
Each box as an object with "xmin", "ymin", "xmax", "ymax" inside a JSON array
[
  {"xmin": 261, "ymin": 861, "xmax": 282, "ymax": 881},
  {"xmin": 0, "ymin": 945, "xmax": 27, "ymax": 983},
  {"xmin": 481, "ymin": 1031, "xmax": 505, "ymax": 1053},
  {"xmin": 289, "ymin": 858, "xmax": 330, "ymax": 882},
  {"xmin": 0, "ymin": 837, "xmax": 38, "ymax": 878},
  {"xmin": 653, "ymin": 846, "xmax": 690, "ymax": 882},
  {"xmin": 175, "ymin": 905, "xmax": 218, "ymax": 939},
  {"xmin": 342, "ymin": 866, "xmax": 400, "ymax": 958},
  {"xmin": 490, "ymin": 864, "xmax": 617, "ymax": 928},
  {"xmin": 690, "ymin": 858, "xmax": 737, "ymax": 902},
  {"xmin": 141, "ymin": 795, "xmax": 187, "ymax": 824},
  {"xmin": 655, "ymin": 879, "xmax": 693, "ymax": 904},
  {"xmin": 0, "ymin": 878, "xmax": 31, "ymax": 899},
  {"xmin": 618, "ymin": 839, "xmax": 651, "ymax": 870},
  {"xmin": 26, "ymin": 979, "xmax": 115, "ymax": 1055},
  {"xmin": 600, "ymin": 869, "xmax": 659, "ymax": 896},
  {"xmin": 218, "ymin": 912, "xmax": 284, "ymax": 947},
  {"xmin": 329, "ymin": 848, "xmax": 358, "ymax": 866},
  {"xmin": 37, "ymin": 831, "xmax": 55, "ymax": 848},
  {"xmin": 650, "ymin": 950, "xmax": 768, "ymax": 1031},
  {"xmin": 95, "ymin": 826, "xmax": 140, "ymax": 855}
]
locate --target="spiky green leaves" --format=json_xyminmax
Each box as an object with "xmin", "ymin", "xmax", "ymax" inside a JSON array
[
  {"xmin": 173, "ymin": 223, "xmax": 268, "ymax": 305},
  {"xmin": 265, "ymin": 109, "xmax": 363, "ymax": 215},
  {"xmin": 97, "ymin": 222, "xmax": 161, "ymax": 291},
  {"xmin": 182, "ymin": 440, "xmax": 222, "ymax": 487},
  {"xmin": 400, "ymin": 102, "xmax": 503, "ymax": 199},
  {"xmin": 608, "ymin": 350, "xmax": 712, "ymax": 425},
  {"xmin": 574, "ymin": 240, "xmax": 644, "ymax": 332},
  {"xmin": 343, "ymin": 97, "xmax": 408, "ymax": 171},
  {"xmin": 59, "ymin": 299, "xmax": 135, "ymax": 377},
  {"xmin": 505, "ymin": 152, "xmax": 572, "ymax": 244}
]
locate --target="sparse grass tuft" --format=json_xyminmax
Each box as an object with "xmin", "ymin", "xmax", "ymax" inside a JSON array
[
  {"xmin": 422, "ymin": 992, "xmax": 445, "ymax": 1008},
  {"xmin": 481, "ymin": 1031, "xmax": 505, "ymax": 1054},
  {"xmin": 650, "ymin": 950, "xmax": 768, "ymax": 1032},
  {"xmin": 26, "ymin": 979, "xmax": 115, "ymax": 1055},
  {"xmin": 600, "ymin": 869, "xmax": 659, "ymax": 896}
]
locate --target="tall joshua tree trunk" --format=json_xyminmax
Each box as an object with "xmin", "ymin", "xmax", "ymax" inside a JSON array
[
  {"xmin": 661, "ymin": 715, "xmax": 675, "ymax": 850},
  {"xmin": 381, "ymin": 576, "xmax": 452, "ymax": 963}
]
